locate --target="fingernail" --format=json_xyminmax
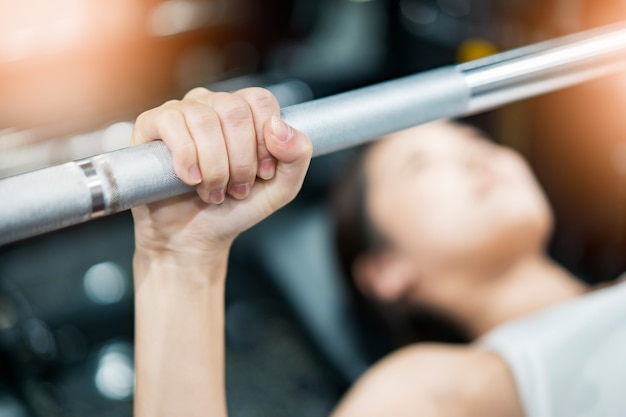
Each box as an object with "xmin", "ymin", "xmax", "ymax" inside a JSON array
[
  {"xmin": 271, "ymin": 116, "xmax": 294, "ymax": 142},
  {"xmin": 210, "ymin": 189, "xmax": 225, "ymax": 204},
  {"xmin": 259, "ymin": 158, "xmax": 276, "ymax": 180},
  {"xmin": 230, "ymin": 183, "xmax": 249, "ymax": 198},
  {"xmin": 188, "ymin": 164, "xmax": 202, "ymax": 185}
]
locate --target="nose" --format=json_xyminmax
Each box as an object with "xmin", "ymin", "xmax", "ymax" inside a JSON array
[{"xmin": 462, "ymin": 153, "xmax": 490, "ymax": 173}]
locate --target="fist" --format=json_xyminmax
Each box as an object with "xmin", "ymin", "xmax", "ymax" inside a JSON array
[{"xmin": 130, "ymin": 87, "xmax": 312, "ymax": 256}]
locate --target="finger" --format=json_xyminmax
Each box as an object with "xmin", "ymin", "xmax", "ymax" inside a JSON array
[
  {"xmin": 183, "ymin": 86, "xmax": 212, "ymax": 101},
  {"xmin": 131, "ymin": 102, "xmax": 202, "ymax": 186},
  {"xmin": 178, "ymin": 101, "xmax": 230, "ymax": 205},
  {"xmin": 235, "ymin": 87, "xmax": 280, "ymax": 181},
  {"xmin": 211, "ymin": 93, "xmax": 257, "ymax": 200},
  {"xmin": 261, "ymin": 116, "xmax": 313, "ymax": 208}
]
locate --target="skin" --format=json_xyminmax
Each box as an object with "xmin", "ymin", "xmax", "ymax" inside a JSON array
[
  {"xmin": 131, "ymin": 87, "xmax": 312, "ymax": 417},
  {"xmin": 131, "ymin": 90, "xmax": 586, "ymax": 417},
  {"xmin": 355, "ymin": 122, "xmax": 587, "ymax": 337},
  {"xmin": 334, "ymin": 122, "xmax": 589, "ymax": 416}
]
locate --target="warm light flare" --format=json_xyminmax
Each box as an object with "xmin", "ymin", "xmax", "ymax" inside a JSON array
[
  {"xmin": 148, "ymin": 0, "xmax": 223, "ymax": 37},
  {"xmin": 0, "ymin": 0, "xmax": 86, "ymax": 61},
  {"xmin": 0, "ymin": 0, "xmax": 142, "ymax": 62}
]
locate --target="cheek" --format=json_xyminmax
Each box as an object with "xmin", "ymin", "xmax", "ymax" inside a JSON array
[
  {"xmin": 373, "ymin": 155, "xmax": 552, "ymax": 270},
  {"xmin": 401, "ymin": 178, "xmax": 481, "ymax": 255}
]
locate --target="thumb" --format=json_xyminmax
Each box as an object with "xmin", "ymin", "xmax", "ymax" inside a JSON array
[{"xmin": 262, "ymin": 116, "xmax": 313, "ymax": 202}]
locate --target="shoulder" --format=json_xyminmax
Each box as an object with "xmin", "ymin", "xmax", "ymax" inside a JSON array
[{"xmin": 332, "ymin": 343, "xmax": 523, "ymax": 417}]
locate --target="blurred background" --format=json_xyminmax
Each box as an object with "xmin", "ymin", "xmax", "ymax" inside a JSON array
[{"xmin": 1, "ymin": 0, "xmax": 626, "ymax": 416}]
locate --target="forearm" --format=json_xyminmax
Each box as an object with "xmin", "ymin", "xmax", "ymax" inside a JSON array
[
  {"xmin": 128, "ymin": 86, "xmax": 310, "ymax": 417},
  {"xmin": 133, "ymin": 249, "xmax": 229, "ymax": 417}
]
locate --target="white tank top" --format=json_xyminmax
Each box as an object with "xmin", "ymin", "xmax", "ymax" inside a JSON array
[{"xmin": 480, "ymin": 279, "xmax": 626, "ymax": 417}]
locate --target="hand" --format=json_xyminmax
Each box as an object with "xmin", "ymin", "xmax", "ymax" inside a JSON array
[{"xmin": 130, "ymin": 87, "xmax": 312, "ymax": 261}]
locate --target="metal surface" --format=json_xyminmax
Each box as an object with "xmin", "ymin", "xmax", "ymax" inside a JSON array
[
  {"xmin": 2, "ymin": 22, "xmax": 626, "ymax": 245},
  {"xmin": 460, "ymin": 22, "xmax": 626, "ymax": 113},
  {"xmin": 0, "ymin": 67, "xmax": 469, "ymax": 245},
  {"xmin": 284, "ymin": 67, "xmax": 469, "ymax": 156},
  {"xmin": 77, "ymin": 159, "xmax": 106, "ymax": 217}
]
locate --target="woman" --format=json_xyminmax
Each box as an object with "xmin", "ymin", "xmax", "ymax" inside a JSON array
[
  {"xmin": 331, "ymin": 119, "xmax": 581, "ymax": 348},
  {"xmin": 130, "ymin": 87, "xmax": 626, "ymax": 417}
]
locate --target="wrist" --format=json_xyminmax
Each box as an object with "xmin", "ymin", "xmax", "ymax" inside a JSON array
[
  {"xmin": 133, "ymin": 243, "xmax": 231, "ymax": 289},
  {"xmin": 133, "ymin": 238, "xmax": 232, "ymax": 267}
]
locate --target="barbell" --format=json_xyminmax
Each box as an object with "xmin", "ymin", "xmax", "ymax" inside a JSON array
[{"xmin": 3, "ymin": 22, "xmax": 626, "ymax": 246}]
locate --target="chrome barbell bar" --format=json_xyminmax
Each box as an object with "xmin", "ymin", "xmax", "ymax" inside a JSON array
[{"xmin": 3, "ymin": 22, "xmax": 626, "ymax": 245}]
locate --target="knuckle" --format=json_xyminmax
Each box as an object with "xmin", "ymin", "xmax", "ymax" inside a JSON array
[
  {"xmin": 163, "ymin": 99, "xmax": 180, "ymax": 107},
  {"xmin": 171, "ymin": 139, "xmax": 196, "ymax": 155},
  {"xmin": 135, "ymin": 109, "xmax": 150, "ymax": 125},
  {"xmin": 184, "ymin": 87, "xmax": 211, "ymax": 100},
  {"xmin": 131, "ymin": 113, "xmax": 150, "ymax": 144},
  {"xmin": 231, "ymin": 164, "xmax": 255, "ymax": 181},
  {"xmin": 205, "ymin": 169, "xmax": 229, "ymax": 189},
  {"xmin": 206, "ymin": 174, "xmax": 228, "ymax": 190},
  {"xmin": 242, "ymin": 87, "xmax": 277, "ymax": 113},
  {"xmin": 170, "ymin": 142, "xmax": 197, "ymax": 168},
  {"xmin": 134, "ymin": 109, "xmax": 154, "ymax": 129},
  {"xmin": 158, "ymin": 107, "xmax": 183, "ymax": 126},
  {"xmin": 217, "ymin": 96, "xmax": 252, "ymax": 128},
  {"xmin": 135, "ymin": 99, "xmax": 179, "ymax": 126},
  {"xmin": 184, "ymin": 104, "xmax": 217, "ymax": 128}
]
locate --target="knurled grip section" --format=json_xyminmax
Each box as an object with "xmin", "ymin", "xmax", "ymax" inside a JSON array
[{"xmin": 0, "ymin": 142, "xmax": 193, "ymax": 245}]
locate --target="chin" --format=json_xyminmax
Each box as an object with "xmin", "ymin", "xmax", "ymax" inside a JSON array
[
  {"xmin": 469, "ymin": 196, "xmax": 552, "ymax": 264},
  {"xmin": 492, "ymin": 180, "xmax": 552, "ymax": 231},
  {"xmin": 495, "ymin": 206, "xmax": 553, "ymax": 260}
]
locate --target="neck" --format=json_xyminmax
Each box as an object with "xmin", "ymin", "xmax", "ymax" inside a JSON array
[{"xmin": 450, "ymin": 254, "xmax": 589, "ymax": 339}]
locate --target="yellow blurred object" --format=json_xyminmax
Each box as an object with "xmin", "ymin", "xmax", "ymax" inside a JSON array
[{"xmin": 456, "ymin": 38, "xmax": 499, "ymax": 62}]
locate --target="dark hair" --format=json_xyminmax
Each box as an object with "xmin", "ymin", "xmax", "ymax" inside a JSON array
[{"xmin": 330, "ymin": 145, "xmax": 470, "ymax": 362}]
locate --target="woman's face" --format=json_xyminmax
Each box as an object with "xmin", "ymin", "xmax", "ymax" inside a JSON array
[{"xmin": 364, "ymin": 122, "xmax": 553, "ymax": 278}]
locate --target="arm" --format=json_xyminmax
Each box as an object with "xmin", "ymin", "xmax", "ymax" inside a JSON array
[
  {"xmin": 133, "ymin": 251, "xmax": 229, "ymax": 417},
  {"xmin": 332, "ymin": 344, "xmax": 524, "ymax": 417},
  {"xmin": 131, "ymin": 87, "xmax": 312, "ymax": 417},
  {"xmin": 130, "ymin": 88, "xmax": 520, "ymax": 417}
]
